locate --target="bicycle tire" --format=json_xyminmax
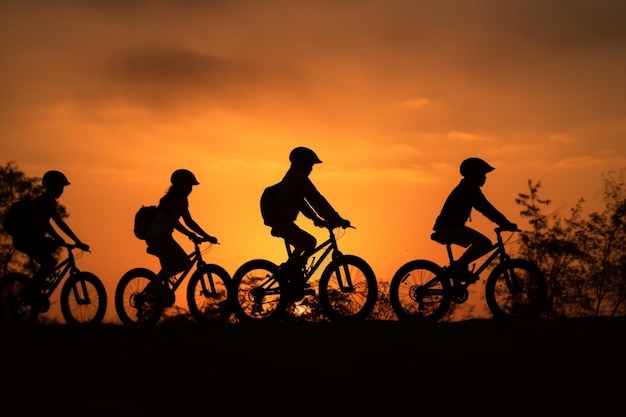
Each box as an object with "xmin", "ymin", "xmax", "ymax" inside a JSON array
[
  {"xmin": 115, "ymin": 267, "xmax": 163, "ymax": 326},
  {"xmin": 187, "ymin": 263, "xmax": 233, "ymax": 323},
  {"xmin": 389, "ymin": 259, "xmax": 452, "ymax": 322},
  {"xmin": 0, "ymin": 273, "xmax": 39, "ymax": 324},
  {"xmin": 231, "ymin": 259, "xmax": 288, "ymax": 322},
  {"xmin": 318, "ymin": 255, "xmax": 378, "ymax": 321},
  {"xmin": 60, "ymin": 271, "xmax": 108, "ymax": 324},
  {"xmin": 485, "ymin": 258, "xmax": 547, "ymax": 319}
]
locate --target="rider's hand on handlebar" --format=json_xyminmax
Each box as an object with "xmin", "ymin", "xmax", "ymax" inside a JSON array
[
  {"xmin": 500, "ymin": 221, "xmax": 518, "ymax": 232},
  {"xmin": 328, "ymin": 218, "xmax": 351, "ymax": 229},
  {"xmin": 75, "ymin": 241, "xmax": 90, "ymax": 252},
  {"xmin": 204, "ymin": 234, "xmax": 218, "ymax": 244}
]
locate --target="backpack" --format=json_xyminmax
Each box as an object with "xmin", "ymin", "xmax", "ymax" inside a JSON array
[
  {"xmin": 133, "ymin": 205, "xmax": 159, "ymax": 240},
  {"xmin": 260, "ymin": 183, "xmax": 281, "ymax": 226},
  {"xmin": 2, "ymin": 197, "xmax": 35, "ymax": 237}
]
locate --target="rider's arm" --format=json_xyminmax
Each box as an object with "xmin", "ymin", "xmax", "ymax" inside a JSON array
[
  {"xmin": 473, "ymin": 190, "xmax": 516, "ymax": 229},
  {"xmin": 301, "ymin": 178, "xmax": 345, "ymax": 225},
  {"xmin": 180, "ymin": 210, "xmax": 218, "ymax": 243},
  {"xmin": 50, "ymin": 212, "xmax": 89, "ymax": 250}
]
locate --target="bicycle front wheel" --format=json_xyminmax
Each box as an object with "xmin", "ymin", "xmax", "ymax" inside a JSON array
[
  {"xmin": 485, "ymin": 258, "xmax": 547, "ymax": 319},
  {"xmin": 318, "ymin": 255, "xmax": 378, "ymax": 321},
  {"xmin": 187, "ymin": 263, "xmax": 233, "ymax": 323},
  {"xmin": 0, "ymin": 273, "xmax": 39, "ymax": 324},
  {"xmin": 389, "ymin": 260, "xmax": 452, "ymax": 322},
  {"xmin": 115, "ymin": 268, "xmax": 163, "ymax": 326},
  {"xmin": 60, "ymin": 271, "xmax": 108, "ymax": 324},
  {"xmin": 231, "ymin": 259, "xmax": 287, "ymax": 322}
]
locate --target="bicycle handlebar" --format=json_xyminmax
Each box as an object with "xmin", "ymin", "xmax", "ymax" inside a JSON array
[
  {"xmin": 494, "ymin": 226, "xmax": 521, "ymax": 233},
  {"xmin": 58, "ymin": 241, "xmax": 91, "ymax": 252},
  {"xmin": 190, "ymin": 235, "xmax": 219, "ymax": 245}
]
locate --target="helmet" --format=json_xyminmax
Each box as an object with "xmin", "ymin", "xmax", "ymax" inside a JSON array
[
  {"xmin": 170, "ymin": 169, "xmax": 199, "ymax": 186},
  {"xmin": 289, "ymin": 147, "xmax": 322, "ymax": 165},
  {"xmin": 42, "ymin": 170, "xmax": 70, "ymax": 189},
  {"xmin": 459, "ymin": 157, "xmax": 495, "ymax": 178}
]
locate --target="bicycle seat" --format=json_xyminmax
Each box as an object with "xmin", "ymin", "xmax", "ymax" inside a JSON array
[{"xmin": 430, "ymin": 232, "xmax": 451, "ymax": 245}]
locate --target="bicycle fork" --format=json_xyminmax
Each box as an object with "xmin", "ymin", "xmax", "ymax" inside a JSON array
[
  {"xmin": 68, "ymin": 270, "xmax": 92, "ymax": 306},
  {"xmin": 329, "ymin": 254, "xmax": 357, "ymax": 293}
]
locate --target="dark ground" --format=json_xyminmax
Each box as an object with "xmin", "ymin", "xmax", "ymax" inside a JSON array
[{"xmin": 1, "ymin": 317, "xmax": 624, "ymax": 416}]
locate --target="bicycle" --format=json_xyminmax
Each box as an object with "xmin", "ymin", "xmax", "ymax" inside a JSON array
[
  {"xmin": 389, "ymin": 227, "xmax": 547, "ymax": 322},
  {"xmin": 0, "ymin": 242, "xmax": 107, "ymax": 324},
  {"xmin": 115, "ymin": 238, "xmax": 232, "ymax": 325},
  {"xmin": 231, "ymin": 223, "xmax": 378, "ymax": 322}
]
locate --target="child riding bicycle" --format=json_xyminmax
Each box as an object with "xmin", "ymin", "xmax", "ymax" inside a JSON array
[
  {"xmin": 260, "ymin": 147, "xmax": 350, "ymax": 298},
  {"xmin": 9, "ymin": 170, "xmax": 90, "ymax": 305},
  {"xmin": 143, "ymin": 169, "xmax": 218, "ymax": 306},
  {"xmin": 433, "ymin": 157, "xmax": 518, "ymax": 282}
]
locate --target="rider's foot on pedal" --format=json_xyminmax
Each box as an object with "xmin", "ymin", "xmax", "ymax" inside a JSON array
[{"xmin": 145, "ymin": 281, "xmax": 175, "ymax": 307}]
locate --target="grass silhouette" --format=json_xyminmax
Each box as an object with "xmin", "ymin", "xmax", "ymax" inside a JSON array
[{"xmin": 1, "ymin": 317, "xmax": 623, "ymax": 416}]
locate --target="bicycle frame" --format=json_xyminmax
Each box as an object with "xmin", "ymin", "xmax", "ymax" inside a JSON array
[
  {"xmin": 164, "ymin": 240, "xmax": 206, "ymax": 292},
  {"xmin": 284, "ymin": 226, "xmax": 354, "ymax": 290},
  {"xmin": 440, "ymin": 228, "xmax": 514, "ymax": 280},
  {"xmin": 36, "ymin": 244, "xmax": 78, "ymax": 298}
]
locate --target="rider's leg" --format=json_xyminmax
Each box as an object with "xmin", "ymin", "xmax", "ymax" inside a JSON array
[
  {"xmin": 16, "ymin": 236, "xmax": 58, "ymax": 288},
  {"xmin": 271, "ymin": 222, "xmax": 316, "ymax": 282},
  {"xmin": 455, "ymin": 227, "xmax": 492, "ymax": 267},
  {"xmin": 146, "ymin": 235, "xmax": 190, "ymax": 305},
  {"xmin": 437, "ymin": 226, "xmax": 491, "ymax": 280}
]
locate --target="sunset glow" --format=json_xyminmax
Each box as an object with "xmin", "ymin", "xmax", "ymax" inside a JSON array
[{"xmin": 2, "ymin": 1, "xmax": 625, "ymax": 322}]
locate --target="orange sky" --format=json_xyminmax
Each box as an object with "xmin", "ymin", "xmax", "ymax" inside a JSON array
[{"xmin": 2, "ymin": 1, "xmax": 625, "ymax": 323}]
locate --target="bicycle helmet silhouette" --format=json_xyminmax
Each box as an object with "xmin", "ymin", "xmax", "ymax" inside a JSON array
[
  {"xmin": 171, "ymin": 169, "xmax": 199, "ymax": 186},
  {"xmin": 459, "ymin": 157, "xmax": 495, "ymax": 178},
  {"xmin": 42, "ymin": 170, "xmax": 70, "ymax": 189},
  {"xmin": 289, "ymin": 147, "xmax": 322, "ymax": 165}
]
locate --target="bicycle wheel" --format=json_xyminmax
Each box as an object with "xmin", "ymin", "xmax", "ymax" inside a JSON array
[
  {"xmin": 187, "ymin": 263, "xmax": 232, "ymax": 323},
  {"xmin": 485, "ymin": 258, "xmax": 547, "ymax": 319},
  {"xmin": 389, "ymin": 260, "xmax": 452, "ymax": 322},
  {"xmin": 231, "ymin": 259, "xmax": 288, "ymax": 322},
  {"xmin": 59, "ymin": 271, "xmax": 108, "ymax": 324},
  {"xmin": 318, "ymin": 255, "xmax": 378, "ymax": 321},
  {"xmin": 0, "ymin": 273, "xmax": 39, "ymax": 324},
  {"xmin": 115, "ymin": 267, "xmax": 163, "ymax": 326}
]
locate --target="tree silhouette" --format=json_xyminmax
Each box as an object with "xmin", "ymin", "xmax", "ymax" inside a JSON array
[{"xmin": 516, "ymin": 170, "xmax": 626, "ymax": 318}]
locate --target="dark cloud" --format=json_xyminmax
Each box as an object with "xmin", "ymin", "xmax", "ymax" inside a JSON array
[
  {"xmin": 2, "ymin": 0, "xmax": 626, "ymax": 129},
  {"xmin": 93, "ymin": 44, "xmax": 309, "ymax": 113}
]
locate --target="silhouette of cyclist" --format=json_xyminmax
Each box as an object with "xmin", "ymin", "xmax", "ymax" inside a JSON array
[
  {"xmin": 143, "ymin": 169, "xmax": 218, "ymax": 305},
  {"xmin": 433, "ymin": 157, "xmax": 517, "ymax": 281},
  {"xmin": 11, "ymin": 170, "xmax": 90, "ymax": 302},
  {"xmin": 261, "ymin": 146, "xmax": 350, "ymax": 293}
]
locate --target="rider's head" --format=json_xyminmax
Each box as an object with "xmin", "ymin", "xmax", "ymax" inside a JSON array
[
  {"xmin": 459, "ymin": 157, "xmax": 495, "ymax": 179},
  {"xmin": 289, "ymin": 147, "xmax": 322, "ymax": 171},
  {"xmin": 42, "ymin": 170, "xmax": 70, "ymax": 195},
  {"xmin": 171, "ymin": 169, "xmax": 199, "ymax": 187}
]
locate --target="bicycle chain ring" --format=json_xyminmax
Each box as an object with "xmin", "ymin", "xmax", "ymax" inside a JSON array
[{"xmin": 451, "ymin": 285, "xmax": 468, "ymax": 303}]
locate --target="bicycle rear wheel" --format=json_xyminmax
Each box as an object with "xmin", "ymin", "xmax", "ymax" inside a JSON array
[
  {"xmin": 318, "ymin": 255, "xmax": 378, "ymax": 321},
  {"xmin": 485, "ymin": 258, "xmax": 547, "ymax": 319},
  {"xmin": 60, "ymin": 271, "xmax": 108, "ymax": 324},
  {"xmin": 231, "ymin": 259, "xmax": 287, "ymax": 322},
  {"xmin": 187, "ymin": 263, "xmax": 233, "ymax": 323},
  {"xmin": 115, "ymin": 267, "xmax": 163, "ymax": 326},
  {"xmin": 0, "ymin": 273, "xmax": 39, "ymax": 324},
  {"xmin": 389, "ymin": 260, "xmax": 452, "ymax": 322}
]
